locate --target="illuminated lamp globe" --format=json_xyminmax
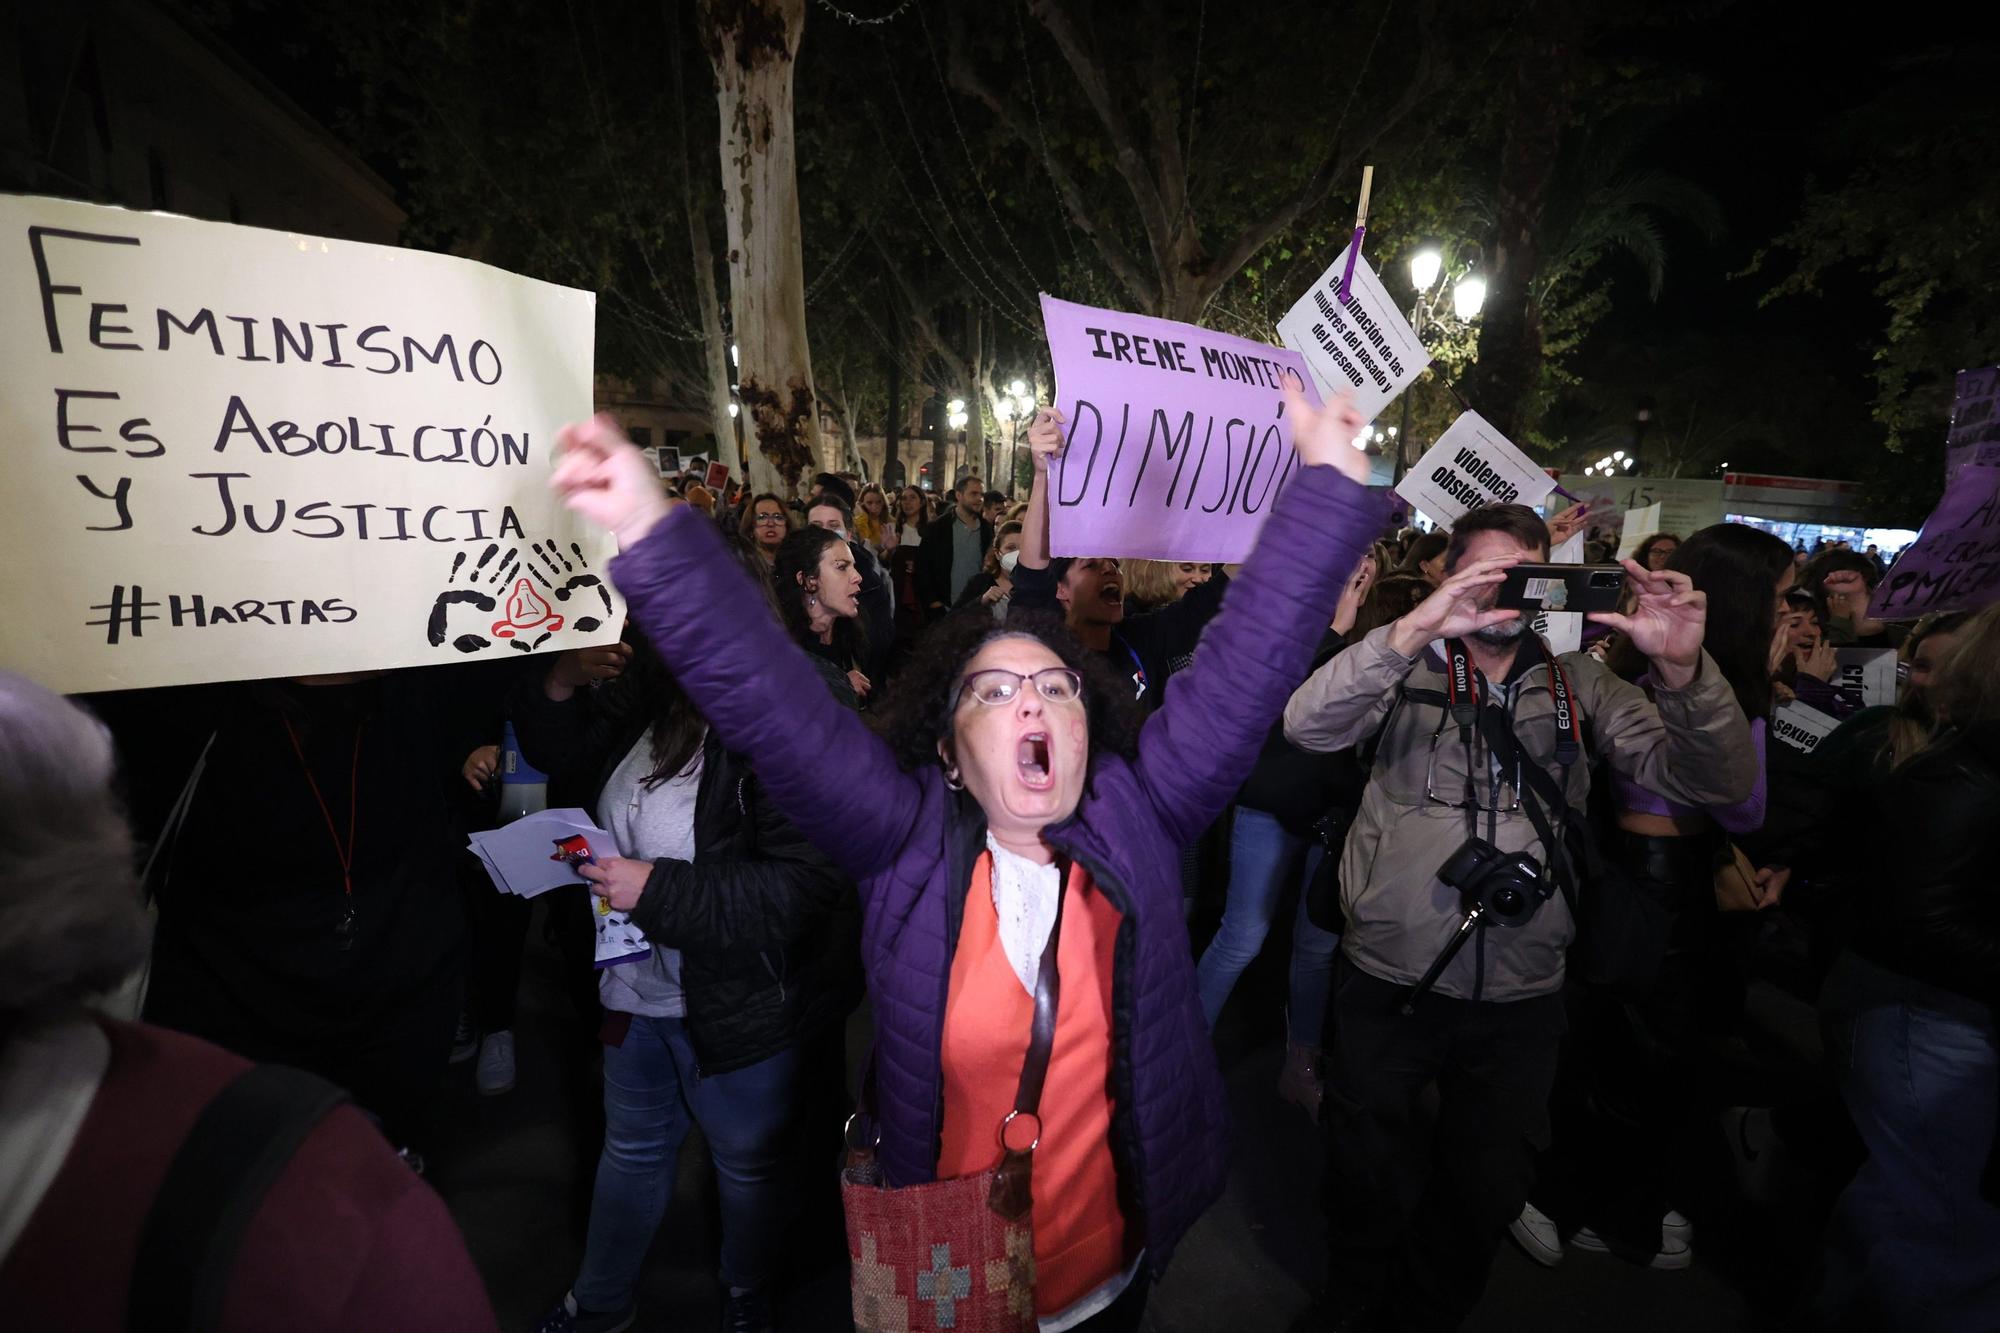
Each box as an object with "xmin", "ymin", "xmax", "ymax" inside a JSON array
[
  {"xmin": 1409, "ymin": 249, "xmax": 1443, "ymax": 291},
  {"xmin": 1452, "ymin": 276, "xmax": 1487, "ymax": 321}
]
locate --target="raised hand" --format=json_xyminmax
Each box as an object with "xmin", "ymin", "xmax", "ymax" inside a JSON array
[
  {"xmin": 1589, "ymin": 559, "xmax": 1706, "ymax": 689},
  {"xmin": 1332, "ymin": 551, "xmax": 1379, "ymax": 635},
  {"xmin": 1822, "ymin": 568, "xmax": 1884, "ymax": 637},
  {"xmin": 1547, "ymin": 503, "xmax": 1590, "ymax": 550},
  {"xmin": 1796, "ymin": 639, "xmax": 1837, "ymax": 682},
  {"xmin": 1280, "ymin": 381, "xmax": 1371, "ymax": 484},
  {"xmin": 546, "ymin": 641, "xmax": 633, "ymax": 701},
  {"xmin": 1767, "ymin": 611, "xmax": 1801, "ymax": 677},
  {"xmin": 551, "ymin": 413, "xmax": 675, "ymax": 548},
  {"xmin": 1027, "ymin": 407, "xmax": 1067, "ymax": 473},
  {"xmin": 1384, "ymin": 554, "xmax": 1524, "ymax": 657}
]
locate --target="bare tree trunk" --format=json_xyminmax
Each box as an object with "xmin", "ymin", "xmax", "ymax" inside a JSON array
[
  {"xmin": 687, "ymin": 198, "xmax": 741, "ymax": 476},
  {"xmin": 671, "ymin": 14, "xmax": 740, "ymax": 478},
  {"xmin": 929, "ymin": 392, "xmax": 949, "ymax": 489},
  {"xmin": 965, "ymin": 302, "xmax": 988, "ymax": 481},
  {"xmin": 700, "ymin": 0, "xmax": 819, "ymax": 496}
]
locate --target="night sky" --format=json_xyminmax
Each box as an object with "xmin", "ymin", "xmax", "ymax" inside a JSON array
[{"xmin": 199, "ymin": 0, "xmax": 1994, "ymax": 496}]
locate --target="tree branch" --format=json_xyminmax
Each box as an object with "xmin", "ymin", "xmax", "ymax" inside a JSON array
[
  {"xmin": 1202, "ymin": 0, "xmax": 1445, "ymax": 311},
  {"xmin": 944, "ymin": 29, "xmax": 1161, "ymax": 311},
  {"xmin": 1140, "ymin": 0, "xmax": 1190, "ymax": 230},
  {"xmin": 868, "ymin": 226, "xmax": 972, "ymax": 387},
  {"xmin": 1026, "ymin": 0, "xmax": 1174, "ymax": 263}
]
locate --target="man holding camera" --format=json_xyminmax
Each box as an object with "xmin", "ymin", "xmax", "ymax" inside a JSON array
[{"xmin": 1282, "ymin": 504, "xmax": 1754, "ymax": 1332}]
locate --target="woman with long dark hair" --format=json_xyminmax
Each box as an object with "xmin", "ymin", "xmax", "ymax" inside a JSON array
[
  {"xmin": 1519, "ymin": 522, "xmax": 1795, "ymax": 1270},
  {"xmin": 547, "ymin": 385, "xmax": 1379, "ymax": 1331},
  {"xmin": 513, "ymin": 625, "xmax": 853, "ymax": 1333},
  {"xmin": 773, "ymin": 526, "xmax": 871, "ymax": 704}
]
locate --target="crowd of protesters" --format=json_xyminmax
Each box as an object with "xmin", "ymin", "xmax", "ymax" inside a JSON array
[{"xmin": 2, "ymin": 390, "xmax": 1994, "ymax": 1333}]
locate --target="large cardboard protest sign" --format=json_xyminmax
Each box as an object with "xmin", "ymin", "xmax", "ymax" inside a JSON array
[
  {"xmin": 1276, "ymin": 245, "xmax": 1429, "ymax": 424},
  {"xmin": 1945, "ymin": 366, "xmax": 2000, "ymax": 483},
  {"xmin": 1040, "ymin": 293, "xmax": 1326, "ymax": 563},
  {"xmin": 1868, "ymin": 464, "xmax": 2000, "ymax": 620},
  {"xmin": 0, "ymin": 195, "xmax": 613, "ymax": 694},
  {"xmin": 1394, "ymin": 411, "xmax": 1555, "ymax": 529}
]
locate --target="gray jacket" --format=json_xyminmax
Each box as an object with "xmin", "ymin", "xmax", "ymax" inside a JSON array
[{"xmin": 1282, "ymin": 626, "xmax": 1755, "ymax": 1001}]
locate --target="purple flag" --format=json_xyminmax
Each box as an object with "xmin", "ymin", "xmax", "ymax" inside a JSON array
[
  {"xmin": 1041, "ymin": 294, "xmax": 1324, "ymax": 563},
  {"xmin": 1870, "ymin": 463, "xmax": 2000, "ymax": 619},
  {"xmin": 1945, "ymin": 366, "xmax": 2000, "ymax": 483}
]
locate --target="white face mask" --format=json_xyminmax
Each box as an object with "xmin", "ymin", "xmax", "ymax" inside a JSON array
[{"xmin": 998, "ymin": 550, "xmax": 1020, "ymax": 574}]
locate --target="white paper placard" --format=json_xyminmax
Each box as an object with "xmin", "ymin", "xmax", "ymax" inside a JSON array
[
  {"xmin": 1276, "ymin": 246, "xmax": 1428, "ymax": 423},
  {"xmin": 1770, "ymin": 699, "xmax": 1841, "ymax": 755},
  {"xmin": 1393, "ymin": 411, "xmax": 1556, "ymax": 529},
  {"xmin": 1833, "ymin": 647, "xmax": 1898, "ymax": 708},
  {"xmin": 1532, "ymin": 610, "xmax": 1584, "ymax": 655},
  {"xmin": 0, "ymin": 195, "xmax": 616, "ymax": 694},
  {"xmin": 1616, "ymin": 504, "xmax": 1665, "ymax": 559}
]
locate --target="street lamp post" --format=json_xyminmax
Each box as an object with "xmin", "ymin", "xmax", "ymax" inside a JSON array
[
  {"xmin": 1002, "ymin": 379, "xmax": 1034, "ymax": 493},
  {"xmin": 1393, "ymin": 247, "xmax": 1486, "ymax": 482},
  {"xmin": 947, "ymin": 399, "xmax": 969, "ymax": 483}
]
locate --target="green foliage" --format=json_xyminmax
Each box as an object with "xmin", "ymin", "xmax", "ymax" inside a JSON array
[{"xmin": 1756, "ymin": 46, "xmax": 2000, "ymax": 459}]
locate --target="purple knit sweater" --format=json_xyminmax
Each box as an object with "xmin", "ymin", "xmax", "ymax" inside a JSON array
[{"xmin": 608, "ymin": 463, "xmax": 1383, "ymax": 1270}]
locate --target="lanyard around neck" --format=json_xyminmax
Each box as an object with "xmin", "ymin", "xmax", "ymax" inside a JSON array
[
  {"xmin": 1443, "ymin": 637, "xmax": 1580, "ymax": 765},
  {"xmin": 281, "ymin": 715, "xmax": 362, "ymax": 899}
]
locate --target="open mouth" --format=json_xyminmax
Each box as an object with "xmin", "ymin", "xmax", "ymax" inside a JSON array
[
  {"xmin": 1101, "ymin": 584, "xmax": 1124, "ymax": 605},
  {"xmin": 1017, "ymin": 732, "xmax": 1053, "ymax": 789}
]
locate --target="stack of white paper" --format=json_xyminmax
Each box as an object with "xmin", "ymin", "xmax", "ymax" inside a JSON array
[
  {"xmin": 467, "ymin": 809, "xmax": 650, "ymax": 969},
  {"xmin": 467, "ymin": 808, "xmax": 616, "ymax": 898}
]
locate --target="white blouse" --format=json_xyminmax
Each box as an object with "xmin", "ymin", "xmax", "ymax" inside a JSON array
[{"xmin": 986, "ymin": 833, "xmax": 1061, "ymax": 996}]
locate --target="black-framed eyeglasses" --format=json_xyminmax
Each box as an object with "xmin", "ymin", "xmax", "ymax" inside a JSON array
[
  {"xmin": 753, "ymin": 512, "xmax": 788, "ymax": 524},
  {"xmin": 952, "ymin": 667, "xmax": 1083, "ymax": 709}
]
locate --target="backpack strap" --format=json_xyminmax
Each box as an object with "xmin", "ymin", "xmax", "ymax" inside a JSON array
[{"xmin": 128, "ymin": 1064, "xmax": 348, "ymax": 1332}]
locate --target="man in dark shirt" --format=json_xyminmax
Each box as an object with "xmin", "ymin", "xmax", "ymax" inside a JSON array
[{"xmin": 915, "ymin": 474, "xmax": 993, "ymax": 611}]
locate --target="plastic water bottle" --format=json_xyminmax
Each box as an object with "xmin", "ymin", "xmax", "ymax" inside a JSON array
[{"xmin": 495, "ymin": 720, "xmax": 548, "ymax": 822}]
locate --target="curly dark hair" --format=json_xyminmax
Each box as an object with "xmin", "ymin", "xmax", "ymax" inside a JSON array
[{"xmin": 869, "ymin": 608, "xmax": 1140, "ymax": 775}]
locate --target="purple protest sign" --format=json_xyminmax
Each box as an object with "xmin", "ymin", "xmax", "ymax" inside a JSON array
[
  {"xmin": 1869, "ymin": 463, "xmax": 2000, "ymax": 619},
  {"xmin": 1944, "ymin": 365, "xmax": 2000, "ymax": 483},
  {"xmin": 1041, "ymin": 293, "xmax": 1323, "ymax": 563}
]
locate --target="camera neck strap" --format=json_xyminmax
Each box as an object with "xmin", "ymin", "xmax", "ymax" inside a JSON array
[{"xmin": 1444, "ymin": 636, "xmax": 1583, "ymax": 885}]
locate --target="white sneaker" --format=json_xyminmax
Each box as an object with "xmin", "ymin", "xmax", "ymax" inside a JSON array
[
  {"xmin": 1662, "ymin": 1210, "xmax": 1693, "ymax": 1250},
  {"xmin": 1508, "ymin": 1202, "xmax": 1564, "ymax": 1267},
  {"xmin": 1572, "ymin": 1212, "xmax": 1692, "ymax": 1270},
  {"xmin": 476, "ymin": 1029, "xmax": 516, "ymax": 1096}
]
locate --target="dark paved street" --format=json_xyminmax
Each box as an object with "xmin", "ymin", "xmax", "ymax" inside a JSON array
[{"xmin": 431, "ymin": 901, "xmax": 1823, "ymax": 1332}]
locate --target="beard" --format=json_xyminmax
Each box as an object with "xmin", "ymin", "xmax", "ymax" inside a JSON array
[{"xmin": 1471, "ymin": 617, "xmax": 1530, "ymax": 646}]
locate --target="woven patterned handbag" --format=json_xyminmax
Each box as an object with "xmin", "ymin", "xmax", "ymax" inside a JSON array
[{"xmin": 840, "ymin": 867, "xmax": 1067, "ymax": 1333}]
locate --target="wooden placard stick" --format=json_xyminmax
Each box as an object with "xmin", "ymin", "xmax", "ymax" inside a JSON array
[{"xmin": 1336, "ymin": 164, "xmax": 1375, "ymax": 305}]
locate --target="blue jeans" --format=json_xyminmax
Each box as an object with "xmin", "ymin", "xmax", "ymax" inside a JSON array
[
  {"xmin": 573, "ymin": 1016, "xmax": 802, "ymax": 1307},
  {"xmin": 1194, "ymin": 807, "xmax": 1341, "ymax": 1044},
  {"xmin": 1819, "ymin": 996, "xmax": 2000, "ymax": 1333}
]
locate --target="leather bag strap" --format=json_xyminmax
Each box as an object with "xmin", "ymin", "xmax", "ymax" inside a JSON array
[{"xmin": 1011, "ymin": 854, "xmax": 1069, "ymax": 1119}]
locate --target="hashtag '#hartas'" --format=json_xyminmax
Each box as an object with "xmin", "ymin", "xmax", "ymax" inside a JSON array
[{"xmin": 85, "ymin": 585, "xmax": 159, "ymax": 645}]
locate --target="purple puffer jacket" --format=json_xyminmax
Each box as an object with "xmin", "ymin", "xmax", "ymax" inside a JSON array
[{"xmin": 609, "ymin": 464, "xmax": 1382, "ymax": 1271}]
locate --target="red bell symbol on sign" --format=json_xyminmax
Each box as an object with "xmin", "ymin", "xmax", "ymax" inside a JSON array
[{"xmin": 491, "ymin": 577, "xmax": 566, "ymax": 639}]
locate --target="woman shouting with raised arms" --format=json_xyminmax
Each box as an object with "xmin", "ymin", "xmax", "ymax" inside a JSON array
[{"xmin": 548, "ymin": 380, "xmax": 1381, "ymax": 1332}]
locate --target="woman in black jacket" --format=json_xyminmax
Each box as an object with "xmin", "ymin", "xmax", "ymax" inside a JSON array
[
  {"xmin": 512, "ymin": 630, "xmax": 855, "ymax": 1333},
  {"xmin": 1812, "ymin": 603, "xmax": 2000, "ymax": 1333}
]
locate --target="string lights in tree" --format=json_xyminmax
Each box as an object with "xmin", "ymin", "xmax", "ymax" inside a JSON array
[{"xmin": 813, "ymin": 0, "xmax": 916, "ymax": 25}]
